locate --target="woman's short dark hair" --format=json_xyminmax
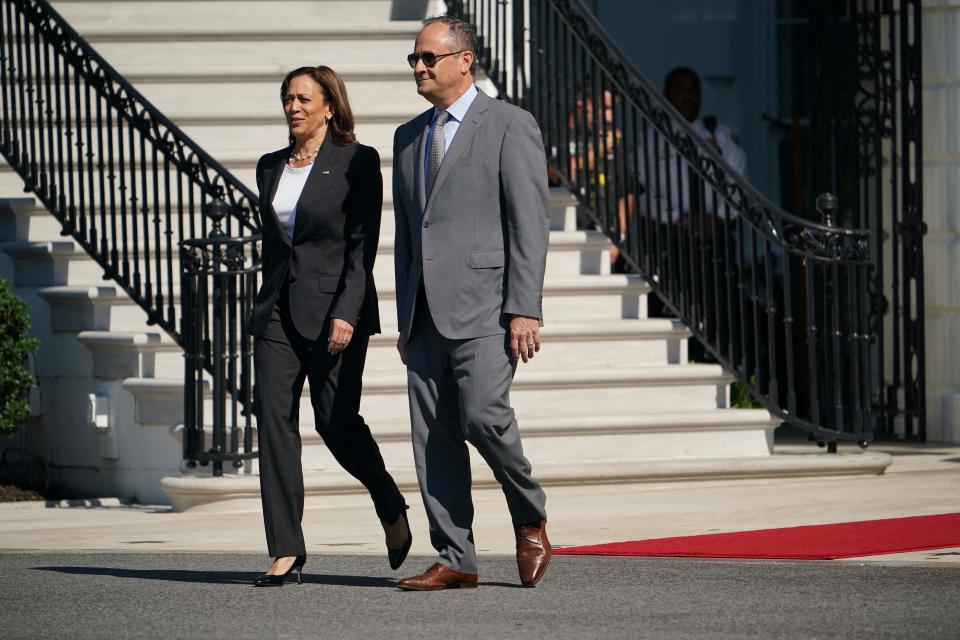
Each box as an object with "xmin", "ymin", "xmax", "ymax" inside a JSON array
[{"xmin": 280, "ymin": 66, "xmax": 356, "ymax": 146}]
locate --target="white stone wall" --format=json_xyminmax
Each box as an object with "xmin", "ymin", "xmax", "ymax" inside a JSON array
[{"xmin": 923, "ymin": 0, "xmax": 960, "ymax": 441}]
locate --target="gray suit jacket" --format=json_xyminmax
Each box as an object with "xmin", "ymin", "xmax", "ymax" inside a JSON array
[{"xmin": 392, "ymin": 89, "xmax": 550, "ymax": 341}]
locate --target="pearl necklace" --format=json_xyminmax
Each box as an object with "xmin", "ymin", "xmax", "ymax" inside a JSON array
[{"xmin": 287, "ymin": 146, "xmax": 319, "ymax": 167}]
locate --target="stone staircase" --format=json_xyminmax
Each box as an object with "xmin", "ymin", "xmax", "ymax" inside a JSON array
[{"xmin": 0, "ymin": 0, "xmax": 891, "ymax": 509}]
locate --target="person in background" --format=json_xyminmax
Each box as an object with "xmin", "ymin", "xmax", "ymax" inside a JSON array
[
  {"xmin": 664, "ymin": 66, "xmax": 747, "ymax": 180},
  {"xmin": 640, "ymin": 66, "xmax": 749, "ymax": 361}
]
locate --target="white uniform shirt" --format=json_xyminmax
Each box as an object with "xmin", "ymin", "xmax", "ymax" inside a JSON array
[{"xmin": 637, "ymin": 116, "xmax": 748, "ymax": 221}]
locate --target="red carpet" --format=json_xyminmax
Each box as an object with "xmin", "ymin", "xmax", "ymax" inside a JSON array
[{"xmin": 553, "ymin": 513, "xmax": 960, "ymax": 560}]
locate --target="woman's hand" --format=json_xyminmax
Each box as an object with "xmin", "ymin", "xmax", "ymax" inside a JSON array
[{"xmin": 328, "ymin": 318, "xmax": 354, "ymax": 355}]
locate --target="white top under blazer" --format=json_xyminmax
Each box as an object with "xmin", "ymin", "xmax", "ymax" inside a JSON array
[{"xmin": 271, "ymin": 163, "xmax": 312, "ymax": 239}]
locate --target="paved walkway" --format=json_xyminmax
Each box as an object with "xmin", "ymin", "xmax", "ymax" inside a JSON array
[
  {"xmin": 1, "ymin": 552, "xmax": 958, "ymax": 639},
  {"xmin": 1, "ymin": 442, "xmax": 958, "ymax": 638}
]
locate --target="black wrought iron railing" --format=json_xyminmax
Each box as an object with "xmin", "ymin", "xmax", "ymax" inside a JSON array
[
  {"xmin": 449, "ymin": 0, "xmax": 898, "ymax": 444},
  {"xmin": 805, "ymin": 0, "xmax": 925, "ymax": 440},
  {"xmin": 0, "ymin": 0, "xmax": 260, "ymax": 469},
  {"xmin": 181, "ymin": 200, "xmax": 259, "ymax": 475}
]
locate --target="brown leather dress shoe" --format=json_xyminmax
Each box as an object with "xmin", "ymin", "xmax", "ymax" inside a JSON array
[
  {"xmin": 397, "ymin": 563, "xmax": 478, "ymax": 591},
  {"xmin": 515, "ymin": 520, "xmax": 551, "ymax": 587}
]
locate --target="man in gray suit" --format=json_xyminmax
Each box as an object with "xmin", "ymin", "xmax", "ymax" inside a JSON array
[{"xmin": 393, "ymin": 16, "xmax": 552, "ymax": 590}]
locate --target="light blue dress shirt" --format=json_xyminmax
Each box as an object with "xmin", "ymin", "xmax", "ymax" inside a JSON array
[{"xmin": 423, "ymin": 84, "xmax": 479, "ymax": 182}]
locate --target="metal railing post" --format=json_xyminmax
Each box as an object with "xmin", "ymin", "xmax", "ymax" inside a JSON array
[{"xmin": 204, "ymin": 198, "xmax": 229, "ymax": 477}]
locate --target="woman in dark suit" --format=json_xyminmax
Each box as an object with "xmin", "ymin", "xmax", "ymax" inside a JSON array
[{"xmin": 249, "ymin": 66, "xmax": 411, "ymax": 586}]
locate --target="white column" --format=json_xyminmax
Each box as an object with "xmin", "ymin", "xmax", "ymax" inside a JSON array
[{"xmin": 923, "ymin": 0, "xmax": 960, "ymax": 442}]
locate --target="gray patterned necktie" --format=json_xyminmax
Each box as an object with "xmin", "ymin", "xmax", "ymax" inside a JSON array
[{"xmin": 426, "ymin": 110, "xmax": 450, "ymax": 201}]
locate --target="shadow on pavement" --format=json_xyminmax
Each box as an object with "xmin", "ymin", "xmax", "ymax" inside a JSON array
[{"xmin": 33, "ymin": 566, "xmax": 398, "ymax": 588}]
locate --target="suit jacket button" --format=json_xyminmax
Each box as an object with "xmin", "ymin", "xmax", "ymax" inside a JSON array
[{"xmin": 423, "ymin": 221, "xmax": 430, "ymax": 228}]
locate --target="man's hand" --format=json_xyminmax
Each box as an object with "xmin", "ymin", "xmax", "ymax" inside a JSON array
[
  {"xmin": 327, "ymin": 318, "xmax": 354, "ymax": 355},
  {"xmin": 509, "ymin": 315, "xmax": 541, "ymax": 364},
  {"xmin": 396, "ymin": 329, "xmax": 407, "ymax": 365}
]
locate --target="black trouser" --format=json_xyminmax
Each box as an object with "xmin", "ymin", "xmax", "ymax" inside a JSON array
[{"xmin": 254, "ymin": 296, "xmax": 405, "ymax": 558}]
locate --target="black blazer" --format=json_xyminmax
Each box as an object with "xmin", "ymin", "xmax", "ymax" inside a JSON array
[{"xmin": 248, "ymin": 137, "xmax": 383, "ymax": 340}]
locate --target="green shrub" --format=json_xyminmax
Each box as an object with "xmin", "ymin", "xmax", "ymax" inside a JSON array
[
  {"xmin": 0, "ymin": 277, "xmax": 39, "ymax": 435},
  {"xmin": 731, "ymin": 378, "xmax": 763, "ymax": 409}
]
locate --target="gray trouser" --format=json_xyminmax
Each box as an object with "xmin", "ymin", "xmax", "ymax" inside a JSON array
[{"xmin": 405, "ymin": 297, "xmax": 547, "ymax": 573}]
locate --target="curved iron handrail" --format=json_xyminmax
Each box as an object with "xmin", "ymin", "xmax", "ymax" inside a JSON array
[
  {"xmin": 0, "ymin": 0, "xmax": 260, "ymax": 344},
  {"xmin": 544, "ymin": 0, "xmax": 871, "ymax": 261},
  {"xmin": 449, "ymin": 0, "xmax": 882, "ymax": 442}
]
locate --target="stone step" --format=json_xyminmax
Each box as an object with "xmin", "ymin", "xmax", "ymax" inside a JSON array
[
  {"xmin": 4, "ymin": 228, "xmax": 618, "ymax": 302},
  {"xmin": 77, "ymin": 330, "xmax": 182, "ymax": 379},
  {"xmin": 0, "ymin": 198, "xmax": 63, "ymax": 241},
  {"xmin": 246, "ymin": 407, "xmax": 782, "ymax": 482},
  {"xmin": 362, "ymin": 275, "xmax": 651, "ymax": 329},
  {"xmin": 69, "ymin": 36, "xmax": 419, "ymax": 79},
  {"xmin": 30, "ymin": 313, "xmax": 685, "ymax": 381},
  {"xmin": 77, "ymin": 23, "xmax": 422, "ymax": 44},
  {"xmin": 0, "ymin": 119, "xmax": 403, "ymax": 163},
  {"xmin": 0, "ymin": 90, "xmax": 423, "ymax": 128},
  {"xmin": 0, "ymin": 183, "xmax": 581, "ymax": 250},
  {"xmin": 161, "ymin": 363, "xmax": 733, "ymax": 432},
  {"xmin": 374, "ymin": 230, "xmax": 612, "ymax": 283},
  {"xmin": 292, "ymin": 418, "xmax": 779, "ymax": 479},
  {"xmin": 132, "ymin": 79, "xmax": 426, "ymax": 119},
  {"xmin": 160, "ymin": 450, "xmax": 893, "ymax": 512},
  {"xmin": 159, "ymin": 120, "xmax": 402, "ymax": 162},
  {"xmin": 122, "ymin": 376, "xmax": 208, "ymax": 426},
  {"xmin": 0, "ymin": 237, "xmax": 190, "ymax": 293},
  {"xmin": 357, "ymin": 364, "xmax": 731, "ymax": 422},
  {"xmin": 363, "ymin": 318, "xmax": 690, "ymax": 372},
  {"xmin": 32, "ymin": 256, "xmax": 650, "ymax": 332},
  {"xmin": 0, "ymin": 195, "xmax": 589, "ymax": 257},
  {"xmin": 0, "ymin": 158, "xmax": 397, "ymax": 213},
  {"xmin": 50, "ymin": 1, "xmax": 435, "ymax": 32},
  {"xmin": 175, "ymin": 408, "xmax": 779, "ymax": 456},
  {"xmin": 0, "ymin": 240, "xmax": 109, "ymax": 286},
  {"xmin": 37, "ymin": 285, "xmax": 161, "ymax": 332},
  {"xmin": 315, "ymin": 409, "xmax": 779, "ymax": 444}
]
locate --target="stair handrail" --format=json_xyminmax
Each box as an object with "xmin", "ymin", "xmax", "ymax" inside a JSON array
[
  {"xmin": 449, "ymin": 0, "xmax": 881, "ymax": 442},
  {"xmin": 0, "ymin": 0, "xmax": 260, "ymax": 344},
  {"xmin": 0, "ymin": 0, "xmax": 265, "ymax": 470}
]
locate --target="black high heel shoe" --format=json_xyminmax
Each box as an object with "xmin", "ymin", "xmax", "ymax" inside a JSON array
[
  {"xmin": 253, "ymin": 555, "xmax": 306, "ymax": 587},
  {"xmin": 386, "ymin": 508, "xmax": 412, "ymax": 571}
]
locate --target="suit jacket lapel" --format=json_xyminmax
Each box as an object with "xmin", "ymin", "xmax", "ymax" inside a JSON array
[
  {"xmin": 263, "ymin": 151, "xmax": 291, "ymax": 245},
  {"xmin": 424, "ymin": 89, "xmax": 490, "ymax": 217},
  {"xmin": 291, "ymin": 137, "xmax": 348, "ymax": 241}
]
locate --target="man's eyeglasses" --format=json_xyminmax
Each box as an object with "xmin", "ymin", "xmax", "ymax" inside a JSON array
[{"xmin": 407, "ymin": 50, "xmax": 464, "ymax": 69}]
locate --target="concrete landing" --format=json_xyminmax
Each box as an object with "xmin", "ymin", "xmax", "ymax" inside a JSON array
[{"xmin": 1, "ymin": 443, "xmax": 954, "ymax": 568}]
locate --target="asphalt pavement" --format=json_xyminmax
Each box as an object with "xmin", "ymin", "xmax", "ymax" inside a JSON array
[{"xmin": 2, "ymin": 552, "xmax": 958, "ymax": 639}]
